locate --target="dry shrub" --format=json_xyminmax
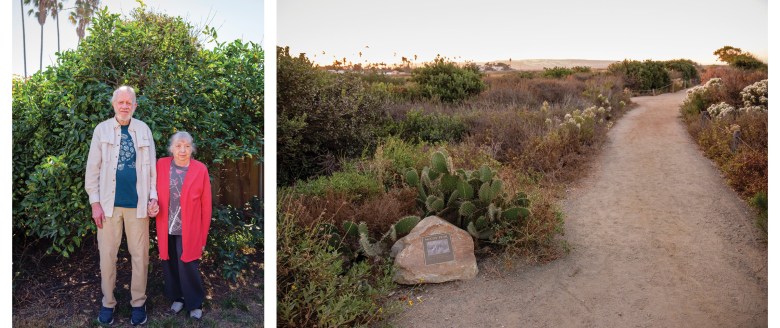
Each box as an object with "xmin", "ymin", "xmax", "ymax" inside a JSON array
[
  {"xmin": 691, "ymin": 111, "xmax": 767, "ymax": 199},
  {"xmin": 351, "ymin": 188, "xmax": 420, "ymax": 234},
  {"xmin": 736, "ymin": 111, "xmax": 768, "ymax": 149},
  {"xmin": 480, "ymin": 75, "xmax": 590, "ymax": 109},
  {"xmin": 699, "ymin": 66, "xmax": 767, "ymax": 105},
  {"xmin": 445, "ymin": 139, "xmax": 503, "ymax": 171},
  {"xmin": 725, "ymin": 149, "xmax": 767, "ymax": 198},
  {"xmin": 281, "ymin": 188, "xmax": 420, "ymax": 237},
  {"xmin": 464, "ymin": 109, "xmax": 549, "ymax": 162}
]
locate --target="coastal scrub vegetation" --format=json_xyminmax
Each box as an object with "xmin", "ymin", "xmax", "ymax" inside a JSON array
[
  {"xmin": 275, "ymin": 46, "xmax": 705, "ymax": 326},
  {"xmin": 678, "ymin": 50, "xmax": 767, "ymax": 233}
]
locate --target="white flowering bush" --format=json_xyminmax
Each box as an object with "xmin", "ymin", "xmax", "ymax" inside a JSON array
[
  {"xmin": 681, "ymin": 77, "xmax": 725, "ymax": 118},
  {"xmin": 558, "ymin": 105, "xmax": 603, "ymax": 142},
  {"xmin": 686, "ymin": 78, "xmax": 723, "ymax": 101},
  {"xmin": 707, "ymin": 102, "xmax": 736, "ymax": 119},
  {"xmin": 541, "ymin": 100, "xmax": 550, "ymax": 113},
  {"xmin": 740, "ymin": 79, "xmax": 768, "ymax": 111}
]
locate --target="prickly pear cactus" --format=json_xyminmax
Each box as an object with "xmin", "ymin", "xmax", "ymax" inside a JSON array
[
  {"xmin": 348, "ymin": 215, "xmax": 422, "ymax": 258},
  {"xmin": 401, "ymin": 149, "xmax": 531, "ymax": 241}
]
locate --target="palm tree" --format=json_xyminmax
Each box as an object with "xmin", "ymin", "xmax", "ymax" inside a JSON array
[
  {"xmin": 24, "ymin": 0, "xmax": 54, "ymax": 71},
  {"xmin": 51, "ymin": 0, "xmax": 64, "ymax": 52},
  {"xmin": 20, "ymin": 0, "xmax": 28, "ymax": 77},
  {"xmin": 68, "ymin": 0, "xmax": 99, "ymax": 42}
]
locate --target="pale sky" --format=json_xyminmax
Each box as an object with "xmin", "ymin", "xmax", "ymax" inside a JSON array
[
  {"xmin": 279, "ymin": 0, "xmax": 768, "ymax": 66},
  {"xmin": 11, "ymin": 0, "xmax": 264, "ymax": 77}
]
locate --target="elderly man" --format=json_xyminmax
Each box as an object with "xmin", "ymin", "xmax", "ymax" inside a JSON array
[{"xmin": 85, "ymin": 85, "xmax": 157, "ymax": 326}]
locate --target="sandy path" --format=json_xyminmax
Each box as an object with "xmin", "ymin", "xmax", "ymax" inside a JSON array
[{"xmin": 391, "ymin": 90, "xmax": 767, "ymax": 327}]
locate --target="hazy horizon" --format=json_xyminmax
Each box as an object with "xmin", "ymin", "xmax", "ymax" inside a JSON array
[{"xmin": 279, "ymin": 0, "xmax": 767, "ymax": 67}]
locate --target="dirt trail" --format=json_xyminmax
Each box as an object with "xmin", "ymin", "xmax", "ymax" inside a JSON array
[{"xmin": 391, "ymin": 90, "xmax": 767, "ymax": 327}]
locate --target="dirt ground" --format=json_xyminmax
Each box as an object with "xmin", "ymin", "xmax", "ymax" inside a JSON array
[
  {"xmin": 12, "ymin": 236, "xmax": 263, "ymax": 327},
  {"xmin": 390, "ymin": 90, "xmax": 768, "ymax": 327}
]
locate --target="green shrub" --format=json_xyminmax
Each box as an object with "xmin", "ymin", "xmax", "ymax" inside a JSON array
[
  {"xmin": 663, "ymin": 59, "xmax": 700, "ymax": 82},
  {"xmin": 208, "ymin": 197, "xmax": 263, "ymax": 281},
  {"xmin": 391, "ymin": 109, "xmax": 468, "ymax": 144},
  {"xmin": 410, "ymin": 57, "xmax": 486, "ymax": 102},
  {"xmin": 277, "ymin": 47, "xmax": 393, "ymax": 185},
  {"xmin": 714, "ymin": 45, "xmax": 767, "ymax": 70},
  {"xmin": 368, "ymin": 137, "xmax": 432, "ymax": 187},
  {"xmin": 12, "ymin": 8, "xmax": 263, "ymax": 257},
  {"xmin": 751, "ymin": 191, "xmax": 767, "ymax": 234},
  {"xmin": 541, "ymin": 66, "xmax": 574, "ymax": 78},
  {"xmin": 277, "ymin": 210, "xmax": 395, "ymax": 327},
  {"xmin": 608, "ymin": 59, "xmax": 671, "ymax": 91},
  {"xmin": 571, "ymin": 66, "xmax": 592, "ymax": 73}
]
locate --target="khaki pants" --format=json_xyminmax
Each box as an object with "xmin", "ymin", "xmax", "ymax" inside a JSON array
[{"xmin": 98, "ymin": 206, "xmax": 149, "ymax": 308}]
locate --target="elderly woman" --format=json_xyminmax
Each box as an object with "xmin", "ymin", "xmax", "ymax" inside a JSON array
[{"xmin": 148, "ymin": 131, "xmax": 212, "ymax": 320}]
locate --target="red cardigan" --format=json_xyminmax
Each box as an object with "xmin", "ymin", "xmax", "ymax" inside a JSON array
[{"xmin": 156, "ymin": 157, "xmax": 212, "ymax": 262}]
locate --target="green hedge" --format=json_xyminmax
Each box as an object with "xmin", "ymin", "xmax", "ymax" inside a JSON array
[
  {"xmin": 12, "ymin": 8, "xmax": 263, "ymax": 258},
  {"xmin": 277, "ymin": 47, "xmax": 392, "ymax": 185},
  {"xmin": 410, "ymin": 58, "xmax": 486, "ymax": 102}
]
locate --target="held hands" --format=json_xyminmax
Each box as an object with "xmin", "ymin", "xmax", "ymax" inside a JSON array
[
  {"xmin": 91, "ymin": 203, "xmax": 106, "ymax": 229},
  {"xmin": 148, "ymin": 198, "xmax": 159, "ymax": 217}
]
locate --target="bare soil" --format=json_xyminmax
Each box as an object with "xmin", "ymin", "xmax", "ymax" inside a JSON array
[
  {"xmin": 12, "ymin": 235, "xmax": 263, "ymax": 327},
  {"xmin": 390, "ymin": 90, "xmax": 767, "ymax": 327}
]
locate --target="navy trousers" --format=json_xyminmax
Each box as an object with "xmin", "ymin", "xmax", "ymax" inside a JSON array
[{"xmin": 162, "ymin": 235, "xmax": 205, "ymax": 311}]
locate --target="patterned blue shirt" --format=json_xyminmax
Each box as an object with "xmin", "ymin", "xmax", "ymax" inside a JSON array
[{"xmin": 114, "ymin": 125, "xmax": 138, "ymax": 208}]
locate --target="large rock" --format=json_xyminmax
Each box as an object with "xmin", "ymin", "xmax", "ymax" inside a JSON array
[{"xmin": 391, "ymin": 216, "xmax": 478, "ymax": 284}]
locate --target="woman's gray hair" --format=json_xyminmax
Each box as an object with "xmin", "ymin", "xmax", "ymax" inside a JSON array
[
  {"xmin": 167, "ymin": 131, "xmax": 197, "ymax": 155},
  {"xmin": 112, "ymin": 85, "xmax": 137, "ymax": 104}
]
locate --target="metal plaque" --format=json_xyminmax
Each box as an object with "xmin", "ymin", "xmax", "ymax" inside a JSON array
[{"xmin": 423, "ymin": 233, "xmax": 455, "ymax": 265}]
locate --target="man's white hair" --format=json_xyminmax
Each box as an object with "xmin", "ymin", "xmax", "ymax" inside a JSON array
[{"xmin": 112, "ymin": 85, "xmax": 137, "ymax": 104}]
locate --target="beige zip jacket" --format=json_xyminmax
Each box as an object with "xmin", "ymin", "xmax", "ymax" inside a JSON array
[{"xmin": 85, "ymin": 117, "xmax": 158, "ymax": 218}]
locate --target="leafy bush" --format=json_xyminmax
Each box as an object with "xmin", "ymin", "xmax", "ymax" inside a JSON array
[
  {"xmin": 208, "ymin": 197, "xmax": 263, "ymax": 281},
  {"xmin": 541, "ymin": 66, "xmax": 574, "ymax": 78},
  {"xmin": 714, "ymin": 45, "xmax": 767, "ymax": 70},
  {"xmin": 663, "ymin": 59, "xmax": 700, "ymax": 82},
  {"xmin": 410, "ymin": 57, "xmax": 486, "ymax": 102},
  {"xmin": 12, "ymin": 8, "xmax": 263, "ymax": 257},
  {"xmin": 366, "ymin": 137, "xmax": 432, "ymax": 187},
  {"xmin": 751, "ymin": 191, "xmax": 767, "ymax": 234},
  {"xmin": 277, "ymin": 47, "xmax": 392, "ymax": 185},
  {"xmin": 608, "ymin": 59, "xmax": 671, "ymax": 91},
  {"xmin": 277, "ymin": 209, "xmax": 395, "ymax": 327},
  {"xmin": 390, "ymin": 109, "xmax": 468, "ymax": 144},
  {"xmin": 572, "ymin": 66, "xmax": 592, "ymax": 73}
]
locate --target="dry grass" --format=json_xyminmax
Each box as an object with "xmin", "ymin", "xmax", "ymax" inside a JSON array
[
  {"xmin": 695, "ymin": 111, "xmax": 767, "ymax": 198},
  {"xmin": 280, "ymin": 188, "xmax": 420, "ymax": 238},
  {"xmin": 699, "ymin": 66, "xmax": 767, "ymax": 105}
]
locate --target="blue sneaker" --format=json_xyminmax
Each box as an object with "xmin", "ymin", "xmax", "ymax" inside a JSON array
[
  {"xmin": 97, "ymin": 306, "xmax": 114, "ymax": 325},
  {"xmin": 131, "ymin": 305, "xmax": 147, "ymax": 326}
]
